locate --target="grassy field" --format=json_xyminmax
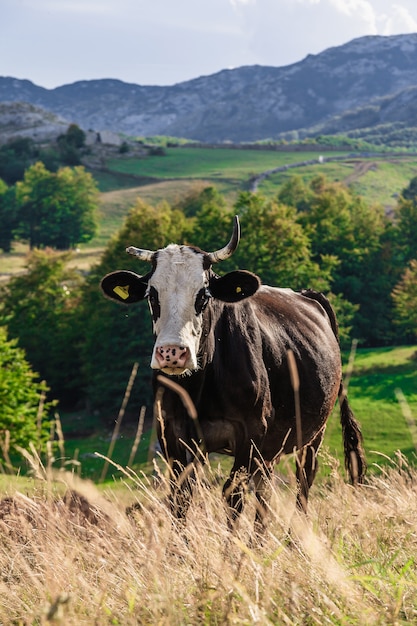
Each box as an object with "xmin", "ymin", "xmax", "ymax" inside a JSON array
[
  {"xmin": 0, "ymin": 336, "xmax": 416, "ymax": 623},
  {"xmin": 324, "ymin": 344, "xmax": 417, "ymax": 472},
  {"xmin": 1, "ymin": 456, "xmax": 417, "ymax": 624},
  {"xmin": 106, "ymin": 147, "xmax": 338, "ymax": 181},
  {"xmin": 258, "ymin": 155, "xmax": 417, "ymax": 209}
]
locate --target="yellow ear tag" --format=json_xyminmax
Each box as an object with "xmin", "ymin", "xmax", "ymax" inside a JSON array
[
  {"xmin": 236, "ymin": 286, "xmax": 242, "ymax": 294},
  {"xmin": 113, "ymin": 285, "xmax": 130, "ymax": 300}
]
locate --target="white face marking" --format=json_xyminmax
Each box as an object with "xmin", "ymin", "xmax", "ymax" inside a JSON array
[{"xmin": 147, "ymin": 245, "xmax": 207, "ymax": 373}]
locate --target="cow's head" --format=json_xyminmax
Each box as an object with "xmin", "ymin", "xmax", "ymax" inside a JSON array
[{"xmin": 100, "ymin": 216, "xmax": 260, "ymax": 375}]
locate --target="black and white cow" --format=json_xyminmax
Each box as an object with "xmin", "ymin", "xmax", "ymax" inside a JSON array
[{"xmin": 101, "ymin": 216, "xmax": 365, "ymax": 529}]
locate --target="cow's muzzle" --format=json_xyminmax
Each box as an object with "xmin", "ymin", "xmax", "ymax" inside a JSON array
[{"xmin": 154, "ymin": 345, "xmax": 190, "ymax": 373}]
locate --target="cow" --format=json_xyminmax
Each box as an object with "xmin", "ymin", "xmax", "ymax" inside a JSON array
[{"xmin": 101, "ymin": 216, "xmax": 366, "ymax": 531}]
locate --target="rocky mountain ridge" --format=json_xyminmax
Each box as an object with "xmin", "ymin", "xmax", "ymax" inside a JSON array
[
  {"xmin": 0, "ymin": 101, "xmax": 69, "ymax": 145},
  {"xmin": 1, "ymin": 34, "xmax": 417, "ymax": 142}
]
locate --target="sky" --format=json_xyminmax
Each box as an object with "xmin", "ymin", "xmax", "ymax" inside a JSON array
[{"xmin": 2, "ymin": 0, "xmax": 417, "ymax": 90}]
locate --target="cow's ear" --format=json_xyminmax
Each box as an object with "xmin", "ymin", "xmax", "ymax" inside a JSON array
[
  {"xmin": 209, "ymin": 270, "xmax": 260, "ymax": 303},
  {"xmin": 101, "ymin": 271, "xmax": 148, "ymax": 304}
]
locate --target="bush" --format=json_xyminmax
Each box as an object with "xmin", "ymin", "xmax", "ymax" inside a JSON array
[{"xmin": 0, "ymin": 326, "xmax": 53, "ymax": 460}]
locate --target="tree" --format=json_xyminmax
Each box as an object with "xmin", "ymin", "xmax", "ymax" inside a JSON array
[
  {"xmin": 173, "ymin": 184, "xmax": 227, "ymax": 218},
  {"xmin": 290, "ymin": 176, "xmax": 391, "ymax": 344},
  {"xmin": 57, "ymin": 124, "xmax": 86, "ymax": 165},
  {"xmin": 191, "ymin": 190, "xmax": 355, "ymax": 344},
  {"xmin": 277, "ymin": 175, "xmax": 313, "ymax": 213},
  {"xmin": 0, "ymin": 249, "xmax": 84, "ymax": 408},
  {"xmin": 15, "ymin": 162, "xmax": 98, "ymax": 249},
  {"xmin": 0, "ymin": 326, "xmax": 52, "ymax": 459},
  {"xmin": 392, "ymin": 259, "xmax": 417, "ymax": 340},
  {"xmin": 0, "ymin": 182, "xmax": 19, "ymax": 252},
  {"xmin": 393, "ymin": 179, "xmax": 417, "ymax": 267},
  {"xmin": 231, "ymin": 191, "xmax": 336, "ymax": 292},
  {"xmin": 0, "ymin": 138, "xmax": 38, "ymax": 184},
  {"xmin": 401, "ymin": 175, "xmax": 417, "ymax": 201}
]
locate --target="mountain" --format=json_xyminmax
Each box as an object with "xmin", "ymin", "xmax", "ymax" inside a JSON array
[
  {"xmin": 0, "ymin": 101, "xmax": 69, "ymax": 145},
  {"xmin": 296, "ymin": 84, "xmax": 417, "ymax": 138},
  {"xmin": 1, "ymin": 34, "xmax": 417, "ymax": 143}
]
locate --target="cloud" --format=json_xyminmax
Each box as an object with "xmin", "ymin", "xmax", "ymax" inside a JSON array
[
  {"xmin": 230, "ymin": 0, "xmax": 256, "ymax": 6},
  {"xmin": 231, "ymin": 0, "xmax": 381, "ymax": 68},
  {"xmin": 379, "ymin": 3, "xmax": 417, "ymax": 34},
  {"xmin": 14, "ymin": 0, "xmax": 118, "ymax": 16}
]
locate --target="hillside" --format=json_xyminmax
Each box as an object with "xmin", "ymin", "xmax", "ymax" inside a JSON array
[
  {"xmin": 295, "ymin": 85, "xmax": 417, "ymax": 141},
  {"xmin": 0, "ymin": 101, "xmax": 69, "ymax": 145},
  {"xmin": 2, "ymin": 34, "xmax": 417, "ymax": 142}
]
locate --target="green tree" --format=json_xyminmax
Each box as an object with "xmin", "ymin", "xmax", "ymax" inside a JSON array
[
  {"xmin": 0, "ymin": 138, "xmax": 38, "ymax": 184},
  {"xmin": 0, "ymin": 182, "xmax": 19, "ymax": 252},
  {"xmin": 401, "ymin": 175, "xmax": 417, "ymax": 201},
  {"xmin": 277, "ymin": 175, "xmax": 313, "ymax": 213},
  {"xmin": 232, "ymin": 191, "xmax": 336, "ymax": 291},
  {"xmin": 393, "ymin": 178, "xmax": 417, "ymax": 267},
  {"xmin": 173, "ymin": 185, "xmax": 227, "ymax": 218},
  {"xmin": 0, "ymin": 326, "xmax": 52, "ymax": 459},
  {"xmin": 0, "ymin": 249, "xmax": 84, "ymax": 408},
  {"xmin": 392, "ymin": 259, "xmax": 417, "ymax": 340},
  {"xmin": 15, "ymin": 162, "xmax": 98, "ymax": 249},
  {"xmin": 57, "ymin": 124, "xmax": 86, "ymax": 165},
  {"xmin": 191, "ymin": 190, "xmax": 355, "ymax": 344},
  {"xmin": 292, "ymin": 176, "xmax": 390, "ymax": 344}
]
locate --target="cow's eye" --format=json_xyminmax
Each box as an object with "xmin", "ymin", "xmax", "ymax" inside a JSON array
[
  {"xmin": 195, "ymin": 288, "xmax": 210, "ymax": 315},
  {"xmin": 148, "ymin": 286, "xmax": 160, "ymax": 321}
]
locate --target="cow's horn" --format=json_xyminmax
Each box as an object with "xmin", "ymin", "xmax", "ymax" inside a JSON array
[
  {"xmin": 126, "ymin": 246, "xmax": 155, "ymax": 261},
  {"xmin": 207, "ymin": 215, "xmax": 240, "ymax": 263}
]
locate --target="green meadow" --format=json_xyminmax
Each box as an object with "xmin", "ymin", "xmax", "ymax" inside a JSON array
[{"xmin": 325, "ymin": 345, "xmax": 417, "ymax": 472}]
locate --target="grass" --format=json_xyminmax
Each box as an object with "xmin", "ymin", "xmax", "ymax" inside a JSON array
[
  {"xmin": 1, "ymin": 456, "xmax": 417, "ymax": 624},
  {"xmin": 94, "ymin": 150, "xmax": 417, "ymax": 250},
  {"xmin": 258, "ymin": 155, "xmax": 417, "ymax": 209},
  {"xmin": 94, "ymin": 179, "xmax": 214, "ymax": 247},
  {"xmin": 0, "ymin": 344, "xmax": 416, "ymax": 622},
  {"xmin": 324, "ymin": 345, "xmax": 417, "ymax": 471},
  {"xmin": 349, "ymin": 158, "xmax": 417, "ymax": 208},
  {"xmin": 106, "ymin": 147, "xmax": 341, "ymax": 181}
]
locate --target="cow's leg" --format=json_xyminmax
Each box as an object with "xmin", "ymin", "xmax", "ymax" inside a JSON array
[
  {"xmin": 222, "ymin": 465, "xmax": 249, "ymax": 528},
  {"xmin": 169, "ymin": 458, "xmax": 196, "ymax": 521},
  {"xmin": 155, "ymin": 386, "xmax": 201, "ymax": 523},
  {"xmin": 222, "ymin": 443, "xmax": 270, "ymax": 530},
  {"xmin": 252, "ymin": 458, "xmax": 273, "ymax": 535},
  {"xmin": 295, "ymin": 428, "xmax": 325, "ymax": 514},
  {"xmin": 156, "ymin": 431, "xmax": 195, "ymax": 522}
]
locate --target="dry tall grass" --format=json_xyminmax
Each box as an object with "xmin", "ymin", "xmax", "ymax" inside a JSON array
[{"xmin": 0, "ymin": 453, "xmax": 416, "ymax": 625}]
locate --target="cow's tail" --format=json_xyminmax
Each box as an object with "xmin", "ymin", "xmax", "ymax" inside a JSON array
[
  {"xmin": 338, "ymin": 382, "xmax": 366, "ymax": 484},
  {"xmin": 301, "ymin": 289, "xmax": 366, "ymax": 484}
]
